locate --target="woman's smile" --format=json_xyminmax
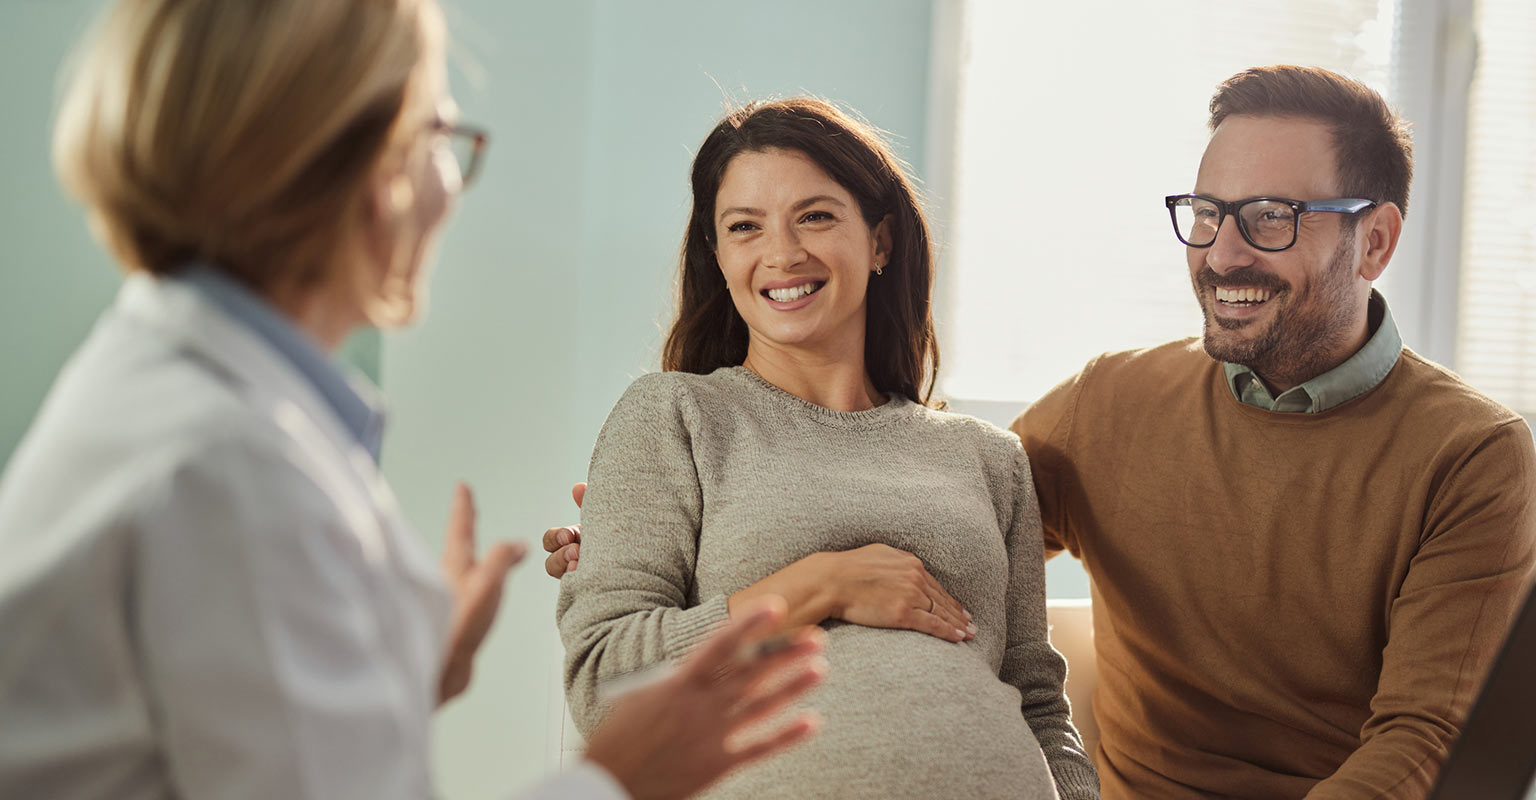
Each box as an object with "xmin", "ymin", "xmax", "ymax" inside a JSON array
[{"xmin": 762, "ymin": 279, "xmax": 826, "ymax": 307}]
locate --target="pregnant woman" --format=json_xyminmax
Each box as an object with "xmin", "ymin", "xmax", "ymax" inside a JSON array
[{"xmin": 557, "ymin": 98, "xmax": 1098, "ymax": 799}]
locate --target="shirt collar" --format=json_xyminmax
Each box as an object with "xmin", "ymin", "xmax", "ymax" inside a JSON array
[
  {"xmin": 1223, "ymin": 290, "xmax": 1402, "ymax": 414},
  {"xmin": 175, "ymin": 264, "xmax": 386, "ymax": 460}
]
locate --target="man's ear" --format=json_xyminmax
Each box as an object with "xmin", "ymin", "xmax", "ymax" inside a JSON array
[{"xmin": 1358, "ymin": 202, "xmax": 1403, "ymax": 282}]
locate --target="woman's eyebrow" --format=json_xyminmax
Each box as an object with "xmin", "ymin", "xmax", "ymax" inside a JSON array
[{"xmin": 718, "ymin": 195, "xmax": 847, "ymax": 222}]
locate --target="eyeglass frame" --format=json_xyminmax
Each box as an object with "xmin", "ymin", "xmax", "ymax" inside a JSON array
[
  {"xmin": 430, "ymin": 120, "xmax": 490, "ymax": 189},
  {"xmin": 1163, "ymin": 193, "xmax": 1378, "ymax": 252}
]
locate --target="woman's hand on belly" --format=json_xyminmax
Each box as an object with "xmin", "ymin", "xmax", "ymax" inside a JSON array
[{"xmin": 728, "ymin": 544, "xmax": 976, "ymax": 643}]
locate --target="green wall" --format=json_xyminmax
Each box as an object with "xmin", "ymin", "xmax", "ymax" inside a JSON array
[
  {"xmin": 381, "ymin": 3, "xmax": 937, "ymax": 796},
  {"xmin": 0, "ymin": 0, "xmax": 382, "ymax": 469},
  {"xmin": 0, "ymin": 1, "xmax": 119, "ymax": 463}
]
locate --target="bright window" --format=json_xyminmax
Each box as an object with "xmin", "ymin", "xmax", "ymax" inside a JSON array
[
  {"xmin": 1456, "ymin": 0, "xmax": 1536, "ymax": 415},
  {"xmin": 938, "ymin": 0, "xmax": 1400, "ymax": 405},
  {"xmin": 941, "ymin": 0, "xmax": 1536, "ymax": 421}
]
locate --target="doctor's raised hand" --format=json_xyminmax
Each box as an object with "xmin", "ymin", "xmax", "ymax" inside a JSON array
[{"xmin": 438, "ymin": 482, "xmax": 526, "ymax": 704}]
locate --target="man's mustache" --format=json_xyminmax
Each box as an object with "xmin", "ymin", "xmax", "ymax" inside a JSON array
[{"xmin": 1194, "ymin": 266, "xmax": 1289, "ymax": 293}]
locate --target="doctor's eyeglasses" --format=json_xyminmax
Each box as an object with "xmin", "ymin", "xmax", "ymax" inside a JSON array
[{"xmin": 431, "ymin": 121, "xmax": 490, "ymax": 189}]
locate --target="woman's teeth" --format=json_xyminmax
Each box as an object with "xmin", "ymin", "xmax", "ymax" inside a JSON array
[
  {"xmin": 1215, "ymin": 286, "xmax": 1274, "ymax": 304},
  {"xmin": 767, "ymin": 282, "xmax": 822, "ymax": 302}
]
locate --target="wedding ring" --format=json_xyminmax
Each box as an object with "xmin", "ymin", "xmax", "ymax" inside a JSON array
[{"xmin": 927, "ymin": 596, "xmax": 936, "ymax": 614}]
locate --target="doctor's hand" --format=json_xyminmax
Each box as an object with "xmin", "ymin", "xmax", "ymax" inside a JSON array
[
  {"xmin": 438, "ymin": 482, "xmax": 525, "ymax": 706},
  {"xmin": 541, "ymin": 481, "xmax": 585, "ymax": 578},
  {"xmin": 583, "ymin": 596, "xmax": 826, "ymax": 800}
]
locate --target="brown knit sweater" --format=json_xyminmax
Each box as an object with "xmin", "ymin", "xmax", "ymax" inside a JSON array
[{"xmin": 1013, "ymin": 339, "xmax": 1536, "ymax": 799}]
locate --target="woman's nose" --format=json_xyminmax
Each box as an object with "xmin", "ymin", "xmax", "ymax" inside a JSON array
[{"xmin": 761, "ymin": 226, "xmax": 807, "ymax": 269}]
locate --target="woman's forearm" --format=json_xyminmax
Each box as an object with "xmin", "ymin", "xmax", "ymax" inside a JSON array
[
  {"xmin": 728, "ymin": 552, "xmax": 841, "ymax": 628},
  {"xmin": 730, "ymin": 545, "xmax": 974, "ymax": 642}
]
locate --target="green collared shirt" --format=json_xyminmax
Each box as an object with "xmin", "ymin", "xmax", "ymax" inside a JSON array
[{"xmin": 1223, "ymin": 290, "xmax": 1402, "ymax": 413}]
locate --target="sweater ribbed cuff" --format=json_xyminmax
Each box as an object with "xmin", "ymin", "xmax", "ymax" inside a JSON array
[
  {"xmin": 661, "ymin": 594, "xmax": 732, "ymax": 661},
  {"xmin": 1051, "ymin": 758, "xmax": 1102, "ymax": 800}
]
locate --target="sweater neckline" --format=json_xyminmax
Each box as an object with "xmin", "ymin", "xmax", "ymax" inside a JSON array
[
  {"xmin": 1213, "ymin": 352, "xmax": 1400, "ymax": 424},
  {"xmin": 723, "ymin": 366, "xmax": 918, "ymax": 430}
]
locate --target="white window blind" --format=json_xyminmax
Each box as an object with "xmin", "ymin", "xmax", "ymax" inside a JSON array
[
  {"xmin": 940, "ymin": 1, "xmax": 1400, "ymax": 403},
  {"xmin": 1455, "ymin": 0, "xmax": 1536, "ymax": 415}
]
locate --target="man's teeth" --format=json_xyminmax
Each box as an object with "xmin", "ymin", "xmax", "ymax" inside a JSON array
[
  {"xmin": 1215, "ymin": 286, "xmax": 1274, "ymax": 304},
  {"xmin": 767, "ymin": 283, "xmax": 820, "ymax": 302}
]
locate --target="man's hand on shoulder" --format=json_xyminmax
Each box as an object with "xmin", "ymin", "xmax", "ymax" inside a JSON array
[{"xmin": 542, "ymin": 482, "xmax": 585, "ymax": 578}]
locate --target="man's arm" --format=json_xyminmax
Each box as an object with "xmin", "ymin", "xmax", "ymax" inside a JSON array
[
  {"xmin": 1306, "ymin": 419, "xmax": 1536, "ymax": 799},
  {"xmin": 1011, "ymin": 359, "xmax": 1100, "ymax": 559}
]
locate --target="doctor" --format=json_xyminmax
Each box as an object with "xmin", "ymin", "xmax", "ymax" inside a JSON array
[{"xmin": 0, "ymin": 0, "xmax": 824, "ymax": 798}]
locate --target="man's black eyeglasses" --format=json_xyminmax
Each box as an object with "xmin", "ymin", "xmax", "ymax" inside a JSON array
[{"xmin": 1165, "ymin": 194, "xmax": 1377, "ymax": 252}]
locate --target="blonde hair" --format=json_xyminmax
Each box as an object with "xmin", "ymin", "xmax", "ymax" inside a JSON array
[{"xmin": 54, "ymin": 0, "xmax": 445, "ymax": 313}]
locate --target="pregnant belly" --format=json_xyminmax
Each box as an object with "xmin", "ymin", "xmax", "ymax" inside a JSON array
[{"xmin": 700, "ymin": 624, "xmax": 1059, "ymax": 800}]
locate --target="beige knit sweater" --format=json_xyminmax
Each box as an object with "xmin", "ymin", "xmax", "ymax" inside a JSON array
[{"xmin": 558, "ymin": 367, "xmax": 1098, "ymax": 799}]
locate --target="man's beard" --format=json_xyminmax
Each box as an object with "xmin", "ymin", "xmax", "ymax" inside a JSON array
[{"xmin": 1192, "ymin": 232, "xmax": 1358, "ymax": 388}]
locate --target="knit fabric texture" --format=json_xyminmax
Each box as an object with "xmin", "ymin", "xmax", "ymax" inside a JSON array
[
  {"xmin": 1015, "ymin": 339, "xmax": 1536, "ymax": 799},
  {"xmin": 559, "ymin": 366, "xmax": 1098, "ymax": 799}
]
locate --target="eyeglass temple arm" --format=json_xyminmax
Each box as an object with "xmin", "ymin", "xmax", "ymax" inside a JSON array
[{"xmin": 1302, "ymin": 198, "xmax": 1377, "ymax": 213}]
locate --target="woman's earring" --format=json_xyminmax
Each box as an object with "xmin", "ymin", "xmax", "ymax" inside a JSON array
[{"xmin": 875, "ymin": 261, "xmax": 885, "ymax": 277}]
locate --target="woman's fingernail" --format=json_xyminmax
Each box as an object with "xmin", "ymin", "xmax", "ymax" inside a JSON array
[
  {"xmin": 963, "ymin": 609, "xmax": 973, "ymax": 620},
  {"xmin": 954, "ymin": 628, "xmax": 967, "ymax": 640},
  {"xmin": 966, "ymin": 622, "xmax": 978, "ymax": 636}
]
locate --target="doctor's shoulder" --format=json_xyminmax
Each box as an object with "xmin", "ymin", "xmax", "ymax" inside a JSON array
[{"xmin": 0, "ymin": 334, "xmax": 316, "ymax": 546}]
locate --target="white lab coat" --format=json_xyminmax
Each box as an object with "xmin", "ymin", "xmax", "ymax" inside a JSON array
[
  {"xmin": 0, "ymin": 273, "xmax": 453, "ymax": 798},
  {"xmin": 0, "ymin": 274, "xmax": 628, "ymax": 800}
]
